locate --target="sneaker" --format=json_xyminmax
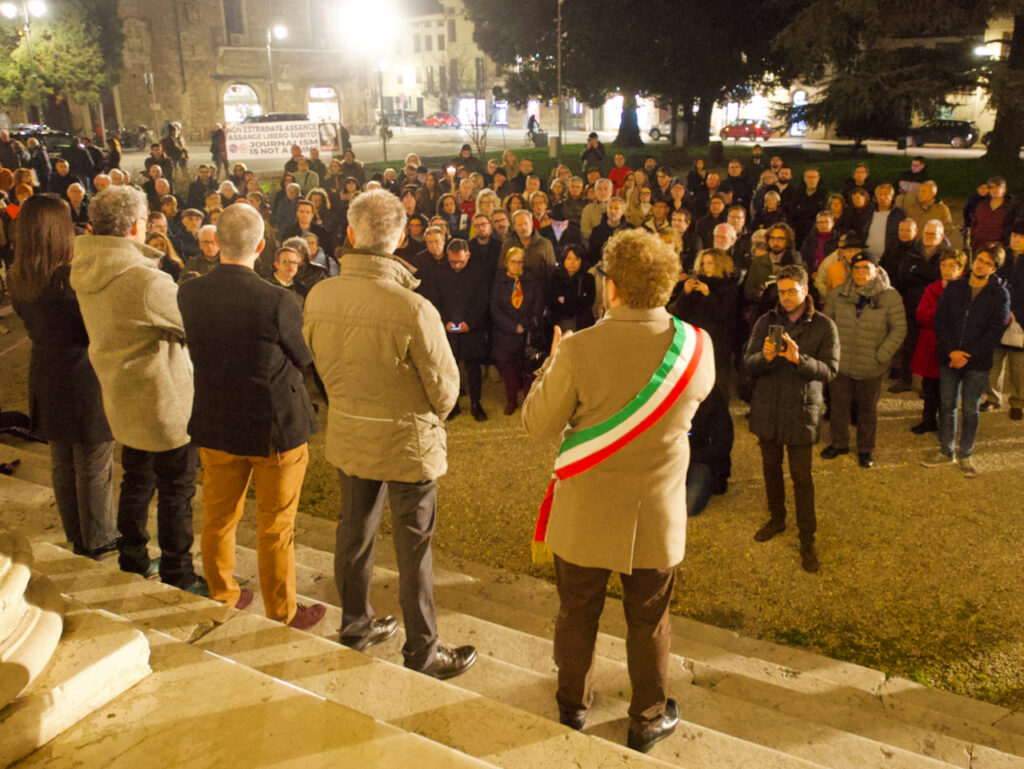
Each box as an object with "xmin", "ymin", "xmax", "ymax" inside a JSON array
[
  {"xmin": 754, "ymin": 519, "xmax": 786, "ymax": 542},
  {"xmin": 1011, "ymin": 407, "xmax": 1023, "ymax": 421},
  {"xmin": 921, "ymin": 450, "xmax": 955, "ymax": 467},
  {"xmin": 470, "ymin": 403, "xmax": 488, "ymax": 422},
  {"xmin": 958, "ymin": 455, "xmax": 978, "ymax": 479},
  {"xmin": 288, "ymin": 603, "xmax": 327, "ymax": 630}
]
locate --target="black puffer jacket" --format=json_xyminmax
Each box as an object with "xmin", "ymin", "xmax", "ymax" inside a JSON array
[
  {"xmin": 934, "ymin": 274, "xmax": 1010, "ymax": 372},
  {"xmin": 743, "ymin": 300, "xmax": 839, "ymax": 445}
]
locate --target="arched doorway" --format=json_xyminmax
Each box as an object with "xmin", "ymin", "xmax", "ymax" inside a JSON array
[
  {"xmin": 307, "ymin": 86, "xmax": 340, "ymax": 122},
  {"xmin": 223, "ymin": 84, "xmax": 262, "ymax": 124}
]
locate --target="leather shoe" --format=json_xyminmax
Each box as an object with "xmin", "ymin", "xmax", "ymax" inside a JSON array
[
  {"xmin": 1011, "ymin": 407, "xmax": 1023, "ymax": 421},
  {"xmin": 819, "ymin": 445, "xmax": 848, "ymax": 460},
  {"xmin": 504, "ymin": 402, "xmax": 517, "ymax": 415},
  {"xmin": 341, "ymin": 615, "xmax": 398, "ymax": 651},
  {"xmin": 288, "ymin": 603, "xmax": 326, "ymax": 630},
  {"xmin": 558, "ymin": 705, "xmax": 586, "ymax": 731},
  {"xmin": 888, "ymin": 381, "xmax": 911, "ymax": 393},
  {"xmin": 234, "ymin": 588, "xmax": 254, "ymax": 611},
  {"xmin": 471, "ymin": 403, "xmax": 488, "ymax": 422},
  {"xmin": 858, "ymin": 452, "xmax": 874, "ymax": 468},
  {"xmin": 754, "ymin": 520, "xmax": 785, "ymax": 542},
  {"xmin": 414, "ymin": 643, "xmax": 477, "ymax": 680},
  {"xmin": 446, "ymin": 403, "xmax": 462, "ymax": 421},
  {"xmin": 801, "ymin": 542, "xmax": 820, "ymax": 573},
  {"xmin": 627, "ymin": 698, "xmax": 679, "ymax": 753},
  {"xmin": 910, "ymin": 422, "xmax": 937, "ymax": 435}
]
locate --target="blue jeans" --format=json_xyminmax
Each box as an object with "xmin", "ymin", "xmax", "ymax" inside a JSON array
[{"xmin": 938, "ymin": 367, "xmax": 988, "ymax": 458}]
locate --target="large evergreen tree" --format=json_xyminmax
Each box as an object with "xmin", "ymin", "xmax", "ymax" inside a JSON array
[{"xmin": 0, "ymin": 0, "xmax": 123, "ymax": 118}]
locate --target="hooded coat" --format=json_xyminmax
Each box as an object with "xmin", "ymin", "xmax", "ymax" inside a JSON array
[{"xmin": 69, "ymin": 235, "xmax": 193, "ymax": 452}]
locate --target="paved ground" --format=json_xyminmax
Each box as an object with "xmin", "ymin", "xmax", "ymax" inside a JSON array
[{"xmin": 3, "ymin": 297, "xmax": 1023, "ymax": 709}]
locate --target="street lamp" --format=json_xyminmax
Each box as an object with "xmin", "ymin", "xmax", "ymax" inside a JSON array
[
  {"xmin": 265, "ymin": 23, "xmax": 287, "ymax": 113},
  {"xmin": 1, "ymin": 0, "xmax": 46, "ymax": 123}
]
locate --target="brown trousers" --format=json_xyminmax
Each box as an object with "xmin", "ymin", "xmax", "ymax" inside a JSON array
[
  {"xmin": 553, "ymin": 555, "xmax": 675, "ymax": 729},
  {"xmin": 199, "ymin": 444, "xmax": 308, "ymax": 622}
]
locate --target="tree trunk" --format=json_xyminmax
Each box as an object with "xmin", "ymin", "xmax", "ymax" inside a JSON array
[
  {"xmin": 985, "ymin": 14, "xmax": 1024, "ymax": 162},
  {"xmin": 614, "ymin": 91, "xmax": 644, "ymax": 147},
  {"xmin": 690, "ymin": 91, "xmax": 715, "ymax": 148}
]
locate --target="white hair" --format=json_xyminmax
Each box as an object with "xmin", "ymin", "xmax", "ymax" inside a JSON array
[
  {"xmin": 347, "ymin": 189, "xmax": 407, "ymax": 254},
  {"xmin": 219, "ymin": 180, "xmax": 238, "ymax": 196},
  {"xmin": 215, "ymin": 204, "xmax": 264, "ymax": 262}
]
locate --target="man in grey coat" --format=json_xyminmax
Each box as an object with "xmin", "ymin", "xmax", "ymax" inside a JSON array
[
  {"xmin": 303, "ymin": 190, "xmax": 476, "ymax": 680},
  {"xmin": 821, "ymin": 251, "xmax": 906, "ymax": 468},
  {"xmin": 70, "ymin": 186, "xmax": 205, "ymax": 593}
]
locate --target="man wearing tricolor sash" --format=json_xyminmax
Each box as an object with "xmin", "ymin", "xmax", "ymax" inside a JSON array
[{"xmin": 523, "ymin": 229, "xmax": 715, "ymax": 753}]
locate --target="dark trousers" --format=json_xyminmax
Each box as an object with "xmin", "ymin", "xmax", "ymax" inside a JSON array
[
  {"xmin": 759, "ymin": 439, "xmax": 816, "ymax": 541},
  {"xmin": 117, "ymin": 443, "xmax": 198, "ymax": 587},
  {"xmin": 828, "ymin": 374, "xmax": 882, "ymax": 453},
  {"xmin": 449, "ymin": 334, "xmax": 485, "ymax": 405},
  {"xmin": 335, "ymin": 471, "xmax": 438, "ymax": 669},
  {"xmin": 920, "ymin": 376, "xmax": 940, "ymax": 428},
  {"xmin": 49, "ymin": 441, "xmax": 117, "ymax": 555},
  {"xmin": 899, "ymin": 317, "xmax": 920, "ymax": 384},
  {"xmin": 553, "ymin": 555, "xmax": 674, "ymax": 730},
  {"xmin": 685, "ymin": 462, "xmax": 714, "ymax": 517}
]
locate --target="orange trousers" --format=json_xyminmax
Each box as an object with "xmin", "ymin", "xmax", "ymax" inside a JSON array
[{"xmin": 199, "ymin": 444, "xmax": 308, "ymax": 622}]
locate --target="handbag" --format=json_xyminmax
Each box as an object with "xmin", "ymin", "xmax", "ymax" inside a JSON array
[{"xmin": 1001, "ymin": 319, "xmax": 1024, "ymax": 349}]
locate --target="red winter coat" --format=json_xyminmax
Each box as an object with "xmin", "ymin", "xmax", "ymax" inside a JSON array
[{"xmin": 911, "ymin": 279, "xmax": 944, "ymax": 379}]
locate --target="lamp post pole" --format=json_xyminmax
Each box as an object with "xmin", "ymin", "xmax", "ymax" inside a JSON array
[
  {"xmin": 266, "ymin": 27, "xmax": 276, "ymax": 113},
  {"xmin": 556, "ymin": 0, "xmax": 563, "ymax": 154}
]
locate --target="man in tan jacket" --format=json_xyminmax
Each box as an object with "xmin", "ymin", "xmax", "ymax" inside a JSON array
[
  {"xmin": 303, "ymin": 190, "xmax": 476, "ymax": 680},
  {"xmin": 523, "ymin": 229, "xmax": 715, "ymax": 753}
]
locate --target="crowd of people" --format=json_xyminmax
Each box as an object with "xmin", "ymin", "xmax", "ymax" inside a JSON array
[{"xmin": 0, "ymin": 127, "xmax": 1020, "ymax": 750}]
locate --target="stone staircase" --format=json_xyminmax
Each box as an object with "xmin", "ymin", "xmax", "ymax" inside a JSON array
[{"xmin": 2, "ymin": 433, "xmax": 1024, "ymax": 768}]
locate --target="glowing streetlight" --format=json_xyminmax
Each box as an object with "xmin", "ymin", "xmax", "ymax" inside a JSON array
[
  {"xmin": 0, "ymin": 4, "xmax": 17, "ymax": 19},
  {"xmin": 26, "ymin": 0, "xmax": 45, "ymax": 17},
  {"xmin": 271, "ymin": 24, "xmax": 287, "ymax": 41}
]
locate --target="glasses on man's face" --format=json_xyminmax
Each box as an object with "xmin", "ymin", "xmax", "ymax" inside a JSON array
[
  {"xmin": 975, "ymin": 256, "xmax": 995, "ymax": 269},
  {"xmin": 778, "ymin": 287, "xmax": 801, "ymax": 297}
]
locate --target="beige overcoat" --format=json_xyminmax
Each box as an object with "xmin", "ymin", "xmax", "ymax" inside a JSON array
[{"xmin": 522, "ymin": 306, "xmax": 715, "ymax": 574}]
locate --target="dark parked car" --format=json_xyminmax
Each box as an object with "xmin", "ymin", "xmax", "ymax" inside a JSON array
[
  {"xmin": 386, "ymin": 110, "xmax": 422, "ymax": 127},
  {"xmin": 242, "ymin": 113, "xmax": 309, "ymax": 123},
  {"xmin": 423, "ymin": 111, "xmax": 460, "ymax": 128},
  {"xmin": 9, "ymin": 124, "xmax": 76, "ymax": 160},
  {"xmin": 719, "ymin": 119, "xmax": 773, "ymax": 141},
  {"xmin": 905, "ymin": 120, "xmax": 978, "ymax": 148}
]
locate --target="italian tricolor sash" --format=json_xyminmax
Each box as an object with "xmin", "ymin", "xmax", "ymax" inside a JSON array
[{"xmin": 532, "ymin": 318, "xmax": 705, "ymax": 564}]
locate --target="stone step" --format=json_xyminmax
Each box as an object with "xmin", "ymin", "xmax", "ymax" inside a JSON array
[
  {"xmin": 0, "ymin": 441, "xmax": 53, "ymax": 489},
  {"xmin": 261, "ymin": 525, "xmax": 1024, "ymax": 761},
  {"xmin": 0, "ymin": 471, "xmax": 54, "ymax": 510},
  {"xmin": 0, "ymin": 528, "xmax": 33, "ymax": 641},
  {"xmin": 30, "ymin": 541, "xmax": 678, "ymax": 769},
  {"xmin": 0, "ymin": 604, "xmax": 152, "ymax": 766},
  {"xmin": 0, "ymin": 573, "xmax": 64, "ymax": 708},
  {"xmin": 229, "ymin": 544, "xmax": 990, "ymax": 769},
  {"xmin": 14, "ymin": 623, "xmax": 505, "ymax": 769}
]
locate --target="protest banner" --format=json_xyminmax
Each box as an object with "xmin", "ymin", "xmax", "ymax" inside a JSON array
[{"xmin": 225, "ymin": 121, "xmax": 342, "ymax": 161}]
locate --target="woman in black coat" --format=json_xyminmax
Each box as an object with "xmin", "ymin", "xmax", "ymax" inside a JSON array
[
  {"xmin": 10, "ymin": 194, "xmax": 117, "ymax": 558},
  {"xmin": 669, "ymin": 247, "xmax": 740, "ymax": 387},
  {"xmin": 491, "ymin": 247, "xmax": 545, "ymax": 415},
  {"xmin": 547, "ymin": 244, "xmax": 596, "ymax": 332}
]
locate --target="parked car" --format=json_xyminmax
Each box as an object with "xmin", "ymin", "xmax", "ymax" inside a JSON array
[
  {"xmin": 423, "ymin": 111, "xmax": 460, "ymax": 128},
  {"xmin": 905, "ymin": 120, "xmax": 978, "ymax": 148},
  {"xmin": 719, "ymin": 119, "xmax": 773, "ymax": 141},
  {"xmin": 9, "ymin": 124, "xmax": 76, "ymax": 160},
  {"xmin": 242, "ymin": 113, "xmax": 309, "ymax": 123},
  {"xmin": 648, "ymin": 121, "xmax": 671, "ymax": 141}
]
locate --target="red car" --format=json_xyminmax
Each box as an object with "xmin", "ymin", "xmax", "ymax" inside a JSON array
[
  {"xmin": 423, "ymin": 111, "xmax": 460, "ymax": 128},
  {"xmin": 719, "ymin": 119, "xmax": 773, "ymax": 141}
]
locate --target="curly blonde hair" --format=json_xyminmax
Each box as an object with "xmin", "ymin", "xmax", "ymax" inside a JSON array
[{"xmin": 602, "ymin": 229, "xmax": 679, "ymax": 308}]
